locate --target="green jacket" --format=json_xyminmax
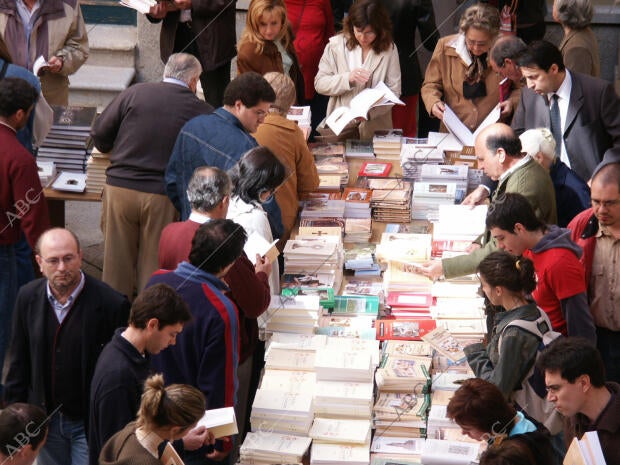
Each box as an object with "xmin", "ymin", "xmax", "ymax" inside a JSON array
[{"xmin": 443, "ymin": 157, "xmax": 557, "ymax": 278}]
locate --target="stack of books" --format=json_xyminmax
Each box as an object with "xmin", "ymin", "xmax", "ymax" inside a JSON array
[
  {"xmin": 372, "ymin": 129, "xmax": 403, "ymax": 160},
  {"xmin": 239, "ymin": 431, "xmax": 311, "ymax": 465},
  {"xmin": 311, "ymin": 442, "xmax": 370, "ymax": 465},
  {"xmin": 369, "ymin": 179, "xmax": 412, "ymax": 223},
  {"xmin": 342, "ymin": 280, "xmax": 384, "ymax": 299},
  {"xmin": 260, "ymin": 294, "xmax": 321, "ymax": 337},
  {"xmin": 344, "ymin": 245, "xmax": 379, "ymax": 276},
  {"xmin": 345, "ymin": 140, "xmax": 374, "ymax": 159},
  {"xmin": 36, "ymin": 161, "xmax": 56, "ymax": 186},
  {"xmin": 375, "ymin": 353, "xmax": 431, "ymax": 392},
  {"xmin": 250, "ymin": 388, "xmax": 314, "ymax": 435},
  {"xmin": 309, "ymin": 142, "xmax": 345, "ymax": 160},
  {"xmin": 344, "ymin": 218, "xmax": 372, "ymax": 243},
  {"xmin": 300, "ymin": 199, "xmax": 346, "ymax": 224},
  {"xmin": 431, "ymin": 204, "xmax": 487, "ymax": 258},
  {"xmin": 316, "ymin": 157, "xmax": 349, "ymax": 188},
  {"xmin": 420, "ymin": 164, "xmax": 468, "ymax": 201},
  {"xmin": 85, "ymin": 148, "xmax": 110, "ymax": 192},
  {"xmin": 370, "ymin": 435, "xmax": 425, "ymax": 461},
  {"xmin": 421, "ymin": 439, "xmax": 480, "ymax": 464},
  {"xmin": 313, "ymin": 378, "xmax": 374, "ymax": 419},
  {"xmin": 37, "ymin": 106, "xmax": 97, "ymax": 173},
  {"xmin": 411, "ymin": 181, "xmax": 460, "ymax": 221},
  {"xmin": 400, "ymin": 137, "xmax": 444, "ymax": 179},
  {"xmin": 287, "ymin": 105, "xmax": 312, "ymax": 139},
  {"xmin": 342, "ymin": 187, "xmax": 372, "ymax": 219}
]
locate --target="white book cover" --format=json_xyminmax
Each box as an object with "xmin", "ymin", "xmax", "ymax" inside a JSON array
[
  {"xmin": 314, "ymin": 380, "xmax": 374, "ymax": 402},
  {"xmin": 443, "ymin": 103, "xmax": 500, "ymax": 147},
  {"xmin": 433, "ymin": 204, "xmax": 488, "ymax": 238},
  {"xmin": 309, "ymin": 418, "xmax": 371, "ymax": 444},
  {"xmin": 259, "ymin": 370, "xmax": 317, "ymax": 393},
  {"xmin": 370, "ymin": 436, "xmax": 424, "ymax": 455},
  {"xmin": 241, "ymin": 431, "xmax": 311, "ymax": 457},
  {"xmin": 52, "ymin": 171, "xmax": 86, "ymax": 192},
  {"xmin": 265, "ymin": 348, "xmax": 315, "ymax": 371},
  {"xmin": 314, "ymin": 349, "xmax": 372, "ymax": 380},
  {"xmin": 196, "ymin": 407, "xmax": 237, "ymax": 439},
  {"xmin": 420, "ymin": 439, "xmax": 480, "ymax": 465},
  {"xmin": 252, "ymin": 389, "xmax": 313, "ymax": 416},
  {"xmin": 311, "ymin": 443, "xmax": 370, "ymax": 465},
  {"xmin": 244, "ymin": 231, "xmax": 279, "ymax": 265}
]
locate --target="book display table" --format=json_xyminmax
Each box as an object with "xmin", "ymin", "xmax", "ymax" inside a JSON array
[{"xmin": 43, "ymin": 185, "xmax": 103, "ymax": 227}]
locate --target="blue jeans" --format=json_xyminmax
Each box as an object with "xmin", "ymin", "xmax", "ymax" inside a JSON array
[
  {"xmin": 38, "ymin": 413, "xmax": 88, "ymax": 465},
  {"xmin": 0, "ymin": 244, "xmax": 18, "ymax": 388}
]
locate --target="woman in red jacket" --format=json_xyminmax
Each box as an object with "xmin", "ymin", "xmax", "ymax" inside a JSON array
[{"xmin": 285, "ymin": 0, "xmax": 335, "ymax": 138}]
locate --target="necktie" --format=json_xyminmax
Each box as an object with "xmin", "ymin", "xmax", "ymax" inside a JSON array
[{"xmin": 549, "ymin": 94, "xmax": 562, "ymax": 155}]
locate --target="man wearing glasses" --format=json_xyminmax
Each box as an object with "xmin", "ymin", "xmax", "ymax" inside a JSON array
[
  {"xmin": 165, "ymin": 71, "xmax": 283, "ymax": 239},
  {"xmin": 4, "ymin": 227, "xmax": 130, "ymax": 465},
  {"xmin": 569, "ymin": 160, "xmax": 620, "ymax": 383}
]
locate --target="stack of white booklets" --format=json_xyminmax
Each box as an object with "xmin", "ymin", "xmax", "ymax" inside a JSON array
[
  {"xmin": 310, "ymin": 418, "xmax": 372, "ymax": 445},
  {"xmin": 311, "ymin": 442, "xmax": 370, "ymax": 465},
  {"xmin": 420, "ymin": 438, "xmax": 480, "ymax": 465},
  {"xmin": 314, "ymin": 347, "xmax": 374, "ymax": 383},
  {"xmin": 239, "ymin": 431, "xmax": 311, "ymax": 465},
  {"xmin": 315, "ymin": 156, "xmax": 349, "ymax": 187},
  {"xmin": 419, "ymin": 164, "xmax": 468, "ymax": 197},
  {"xmin": 370, "ymin": 436, "xmax": 425, "ymax": 461},
  {"xmin": 250, "ymin": 388, "xmax": 314, "ymax": 435},
  {"xmin": 260, "ymin": 294, "xmax": 321, "ymax": 337},
  {"xmin": 85, "ymin": 149, "xmax": 110, "ymax": 192},
  {"xmin": 372, "ymin": 129, "xmax": 403, "ymax": 160},
  {"xmin": 411, "ymin": 181, "xmax": 461, "ymax": 221},
  {"xmin": 400, "ymin": 137, "xmax": 445, "ymax": 179},
  {"xmin": 264, "ymin": 347, "xmax": 316, "ymax": 371}
]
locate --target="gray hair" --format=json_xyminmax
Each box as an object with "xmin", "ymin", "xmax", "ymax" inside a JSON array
[
  {"xmin": 163, "ymin": 53, "xmax": 202, "ymax": 84},
  {"xmin": 490, "ymin": 35, "xmax": 527, "ymax": 65},
  {"xmin": 459, "ymin": 3, "xmax": 500, "ymax": 36},
  {"xmin": 555, "ymin": 0, "xmax": 593, "ymax": 29},
  {"xmin": 519, "ymin": 128, "xmax": 556, "ymax": 162},
  {"xmin": 186, "ymin": 166, "xmax": 231, "ymax": 212}
]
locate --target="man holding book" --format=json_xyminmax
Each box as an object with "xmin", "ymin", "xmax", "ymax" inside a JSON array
[
  {"xmin": 538, "ymin": 337, "xmax": 620, "ymax": 464},
  {"xmin": 419, "ymin": 123, "xmax": 556, "ymax": 280},
  {"xmin": 147, "ymin": 219, "xmax": 247, "ymax": 465}
]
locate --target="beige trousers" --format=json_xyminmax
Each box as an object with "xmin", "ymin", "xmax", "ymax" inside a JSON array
[{"xmin": 101, "ymin": 184, "xmax": 177, "ymax": 300}]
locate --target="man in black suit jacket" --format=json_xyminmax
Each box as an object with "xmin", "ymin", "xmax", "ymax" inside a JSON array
[
  {"xmin": 512, "ymin": 40, "xmax": 620, "ymax": 182},
  {"xmin": 4, "ymin": 228, "xmax": 129, "ymax": 465}
]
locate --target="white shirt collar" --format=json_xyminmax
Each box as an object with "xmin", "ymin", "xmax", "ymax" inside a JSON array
[
  {"xmin": 163, "ymin": 77, "xmax": 189, "ymax": 88},
  {"xmin": 188, "ymin": 211, "xmax": 212, "ymax": 224},
  {"xmin": 547, "ymin": 69, "xmax": 572, "ymax": 103},
  {"xmin": 499, "ymin": 155, "xmax": 533, "ymax": 183}
]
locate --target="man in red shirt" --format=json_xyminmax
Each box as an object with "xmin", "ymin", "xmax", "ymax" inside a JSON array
[
  {"xmin": 485, "ymin": 192, "xmax": 596, "ymax": 343},
  {"xmin": 0, "ymin": 78, "xmax": 50, "ymax": 395}
]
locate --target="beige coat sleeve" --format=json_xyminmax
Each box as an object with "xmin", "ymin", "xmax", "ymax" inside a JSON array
[
  {"xmin": 54, "ymin": 4, "xmax": 89, "ymax": 75},
  {"xmin": 420, "ymin": 37, "xmax": 446, "ymax": 115},
  {"xmin": 314, "ymin": 37, "xmax": 353, "ymax": 97}
]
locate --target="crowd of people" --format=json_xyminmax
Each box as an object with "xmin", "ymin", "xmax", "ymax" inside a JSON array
[{"xmin": 1, "ymin": 1, "xmax": 620, "ymax": 465}]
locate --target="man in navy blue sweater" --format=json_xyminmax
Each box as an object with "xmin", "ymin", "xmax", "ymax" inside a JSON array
[
  {"xmin": 88, "ymin": 283, "xmax": 194, "ymax": 465},
  {"xmin": 147, "ymin": 219, "xmax": 247, "ymax": 465}
]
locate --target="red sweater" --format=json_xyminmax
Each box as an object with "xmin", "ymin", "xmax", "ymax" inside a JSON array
[
  {"xmin": 0, "ymin": 124, "xmax": 50, "ymax": 246},
  {"xmin": 158, "ymin": 219, "xmax": 270, "ymax": 362},
  {"xmin": 285, "ymin": 0, "xmax": 335, "ymax": 100}
]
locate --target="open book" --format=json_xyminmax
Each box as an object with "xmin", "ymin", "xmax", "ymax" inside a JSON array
[
  {"xmin": 119, "ymin": 0, "xmax": 156, "ymax": 14},
  {"xmin": 443, "ymin": 103, "xmax": 500, "ymax": 147},
  {"xmin": 564, "ymin": 431, "xmax": 606, "ymax": 465},
  {"xmin": 326, "ymin": 82, "xmax": 404, "ymax": 136},
  {"xmin": 244, "ymin": 231, "xmax": 279, "ymax": 265}
]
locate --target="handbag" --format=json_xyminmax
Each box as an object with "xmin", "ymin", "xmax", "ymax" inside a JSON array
[{"xmin": 499, "ymin": 0, "xmax": 518, "ymax": 36}]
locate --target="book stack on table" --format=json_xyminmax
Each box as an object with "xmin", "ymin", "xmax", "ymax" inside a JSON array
[
  {"xmin": 368, "ymin": 178, "xmax": 412, "ymax": 223},
  {"xmin": 37, "ymin": 106, "xmax": 96, "ymax": 173}
]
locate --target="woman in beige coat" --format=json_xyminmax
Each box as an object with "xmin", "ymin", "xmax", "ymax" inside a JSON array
[
  {"xmin": 421, "ymin": 4, "xmax": 501, "ymax": 134},
  {"xmin": 314, "ymin": 0, "xmax": 401, "ymax": 140}
]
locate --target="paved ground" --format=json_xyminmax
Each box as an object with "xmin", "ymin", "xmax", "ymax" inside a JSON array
[{"xmin": 66, "ymin": 200, "xmax": 104, "ymax": 280}]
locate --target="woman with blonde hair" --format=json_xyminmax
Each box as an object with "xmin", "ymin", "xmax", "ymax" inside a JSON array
[
  {"xmin": 237, "ymin": 0, "xmax": 305, "ymax": 104},
  {"xmin": 314, "ymin": 0, "xmax": 401, "ymax": 140},
  {"xmin": 421, "ymin": 3, "xmax": 506, "ymax": 130},
  {"xmin": 99, "ymin": 374, "xmax": 207, "ymax": 465},
  {"xmin": 254, "ymin": 72, "xmax": 319, "ymax": 243}
]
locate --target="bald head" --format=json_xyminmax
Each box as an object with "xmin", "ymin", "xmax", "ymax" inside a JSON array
[
  {"xmin": 35, "ymin": 228, "xmax": 83, "ymax": 297},
  {"xmin": 475, "ymin": 123, "xmax": 523, "ymax": 181}
]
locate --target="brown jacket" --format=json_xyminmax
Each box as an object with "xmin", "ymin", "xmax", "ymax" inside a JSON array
[
  {"xmin": 559, "ymin": 28, "xmax": 600, "ymax": 78},
  {"xmin": 99, "ymin": 423, "xmax": 160, "ymax": 465},
  {"xmin": 237, "ymin": 38, "xmax": 305, "ymax": 105},
  {"xmin": 253, "ymin": 113, "xmax": 319, "ymax": 243},
  {"xmin": 421, "ymin": 34, "xmax": 501, "ymax": 132}
]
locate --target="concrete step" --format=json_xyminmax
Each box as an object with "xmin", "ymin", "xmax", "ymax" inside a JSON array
[
  {"xmin": 69, "ymin": 64, "xmax": 135, "ymax": 111},
  {"xmin": 84, "ymin": 24, "xmax": 137, "ymax": 68}
]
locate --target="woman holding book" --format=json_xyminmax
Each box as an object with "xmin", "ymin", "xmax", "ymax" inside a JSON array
[
  {"xmin": 314, "ymin": 0, "xmax": 401, "ymax": 140},
  {"xmin": 99, "ymin": 374, "xmax": 209, "ymax": 465},
  {"xmin": 464, "ymin": 251, "xmax": 542, "ymax": 399},
  {"xmin": 254, "ymin": 72, "xmax": 319, "ymax": 245},
  {"xmin": 237, "ymin": 0, "xmax": 305, "ymax": 105},
  {"xmin": 421, "ymin": 3, "xmax": 505, "ymax": 133},
  {"xmin": 227, "ymin": 146, "xmax": 286, "ymax": 294},
  {"xmin": 447, "ymin": 378, "xmax": 556, "ymax": 465}
]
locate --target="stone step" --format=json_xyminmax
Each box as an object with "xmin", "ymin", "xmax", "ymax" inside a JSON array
[
  {"xmin": 84, "ymin": 24, "xmax": 137, "ymax": 68},
  {"xmin": 69, "ymin": 64, "xmax": 135, "ymax": 111}
]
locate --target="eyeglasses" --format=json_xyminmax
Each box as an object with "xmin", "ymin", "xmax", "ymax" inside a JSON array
[
  {"xmin": 353, "ymin": 28, "xmax": 377, "ymax": 38},
  {"xmin": 591, "ymin": 198, "xmax": 620, "ymax": 208},
  {"xmin": 465, "ymin": 38, "xmax": 490, "ymax": 48},
  {"xmin": 40, "ymin": 254, "xmax": 77, "ymax": 266}
]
